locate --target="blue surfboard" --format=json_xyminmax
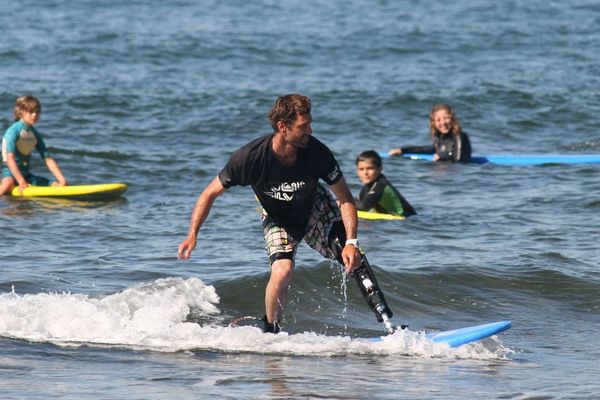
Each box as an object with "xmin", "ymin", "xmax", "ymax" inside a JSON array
[
  {"xmin": 368, "ymin": 320, "xmax": 511, "ymax": 348},
  {"xmin": 393, "ymin": 153, "xmax": 600, "ymax": 165}
]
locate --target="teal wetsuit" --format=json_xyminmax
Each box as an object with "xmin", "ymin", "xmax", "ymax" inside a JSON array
[
  {"xmin": 355, "ymin": 173, "xmax": 416, "ymax": 217},
  {"xmin": 1, "ymin": 120, "xmax": 52, "ymax": 185}
]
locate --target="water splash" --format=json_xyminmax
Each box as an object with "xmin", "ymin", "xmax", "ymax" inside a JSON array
[{"xmin": 0, "ymin": 277, "xmax": 511, "ymax": 359}]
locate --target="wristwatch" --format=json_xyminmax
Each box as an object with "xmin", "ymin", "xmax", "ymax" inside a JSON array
[{"xmin": 345, "ymin": 238, "xmax": 359, "ymax": 248}]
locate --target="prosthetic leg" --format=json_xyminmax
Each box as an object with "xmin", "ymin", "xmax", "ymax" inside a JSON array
[
  {"xmin": 330, "ymin": 229, "xmax": 397, "ymax": 334},
  {"xmin": 351, "ymin": 250, "xmax": 396, "ymax": 334}
]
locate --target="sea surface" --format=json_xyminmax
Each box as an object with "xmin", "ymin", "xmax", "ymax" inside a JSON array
[{"xmin": 1, "ymin": 0, "xmax": 599, "ymax": 399}]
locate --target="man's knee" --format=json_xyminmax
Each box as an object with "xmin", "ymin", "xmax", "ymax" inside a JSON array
[{"xmin": 269, "ymin": 258, "xmax": 294, "ymax": 286}]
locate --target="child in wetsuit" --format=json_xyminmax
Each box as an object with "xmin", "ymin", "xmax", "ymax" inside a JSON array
[
  {"xmin": 389, "ymin": 103, "xmax": 471, "ymax": 162},
  {"xmin": 355, "ymin": 150, "xmax": 416, "ymax": 217},
  {"xmin": 0, "ymin": 95, "xmax": 68, "ymax": 195}
]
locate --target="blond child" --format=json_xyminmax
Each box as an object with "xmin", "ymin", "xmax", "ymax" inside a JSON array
[
  {"xmin": 0, "ymin": 96, "xmax": 67, "ymax": 195},
  {"xmin": 389, "ymin": 104, "xmax": 471, "ymax": 162}
]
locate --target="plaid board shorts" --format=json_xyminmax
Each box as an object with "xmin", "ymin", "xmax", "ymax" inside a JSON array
[{"xmin": 261, "ymin": 184, "xmax": 343, "ymax": 265}]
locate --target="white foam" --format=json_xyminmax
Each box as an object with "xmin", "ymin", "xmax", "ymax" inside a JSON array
[{"xmin": 0, "ymin": 278, "xmax": 510, "ymax": 359}]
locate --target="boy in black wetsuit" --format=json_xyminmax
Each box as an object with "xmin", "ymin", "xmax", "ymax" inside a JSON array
[{"xmin": 355, "ymin": 150, "xmax": 416, "ymax": 217}]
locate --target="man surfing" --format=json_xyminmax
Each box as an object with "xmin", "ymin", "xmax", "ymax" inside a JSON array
[{"xmin": 178, "ymin": 94, "xmax": 395, "ymax": 334}]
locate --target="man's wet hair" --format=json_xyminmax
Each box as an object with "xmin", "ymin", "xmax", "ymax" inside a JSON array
[{"xmin": 268, "ymin": 94, "xmax": 311, "ymax": 131}]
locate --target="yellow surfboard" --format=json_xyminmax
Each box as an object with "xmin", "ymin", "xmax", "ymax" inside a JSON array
[
  {"xmin": 11, "ymin": 183, "xmax": 128, "ymax": 200},
  {"xmin": 357, "ymin": 210, "xmax": 405, "ymax": 221}
]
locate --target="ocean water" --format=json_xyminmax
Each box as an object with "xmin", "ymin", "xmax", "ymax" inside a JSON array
[{"xmin": 1, "ymin": 0, "xmax": 599, "ymax": 399}]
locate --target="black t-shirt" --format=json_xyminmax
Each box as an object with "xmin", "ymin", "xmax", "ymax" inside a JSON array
[{"xmin": 218, "ymin": 134, "xmax": 343, "ymax": 239}]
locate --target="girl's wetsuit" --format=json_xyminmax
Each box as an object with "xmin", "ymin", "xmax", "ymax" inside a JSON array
[
  {"xmin": 355, "ymin": 173, "xmax": 416, "ymax": 217},
  {"xmin": 400, "ymin": 131, "xmax": 471, "ymax": 162}
]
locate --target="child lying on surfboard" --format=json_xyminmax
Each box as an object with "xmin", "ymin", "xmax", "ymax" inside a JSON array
[
  {"xmin": 355, "ymin": 150, "xmax": 416, "ymax": 217},
  {"xmin": 388, "ymin": 103, "xmax": 471, "ymax": 163},
  {"xmin": 0, "ymin": 95, "xmax": 68, "ymax": 196}
]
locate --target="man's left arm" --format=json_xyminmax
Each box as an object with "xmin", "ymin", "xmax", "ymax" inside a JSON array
[{"xmin": 329, "ymin": 177, "xmax": 361, "ymax": 273}]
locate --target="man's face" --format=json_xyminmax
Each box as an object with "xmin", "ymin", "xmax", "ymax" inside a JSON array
[{"xmin": 283, "ymin": 113, "xmax": 312, "ymax": 148}]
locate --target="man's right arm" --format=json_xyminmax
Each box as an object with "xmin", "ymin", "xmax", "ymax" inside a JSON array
[{"xmin": 177, "ymin": 176, "xmax": 227, "ymax": 260}]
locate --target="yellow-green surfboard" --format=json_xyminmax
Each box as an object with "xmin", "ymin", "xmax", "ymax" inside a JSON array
[
  {"xmin": 11, "ymin": 183, "xmax": 128, "ymax": 200},
  {"xmin": 357, "ymin": 210, "xmax": 405, "ymax": 221}
]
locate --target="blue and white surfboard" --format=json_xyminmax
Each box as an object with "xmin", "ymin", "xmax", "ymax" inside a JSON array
[
  {"xmin": 396, "ymin": 153, "xmax": 600, "ymax": 165},
  {"xmin": 368, "ymin": 320, "xmax": 512, "ymax": 348}
]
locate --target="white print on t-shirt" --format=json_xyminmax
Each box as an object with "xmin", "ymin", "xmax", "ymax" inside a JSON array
[
  {"xmin": 327, "ymin": 165, "xmax": 340, "ymax": 182},
  {"xmin": 266, "ymin": 181, "xmax": 306, "ymax": 201}
]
